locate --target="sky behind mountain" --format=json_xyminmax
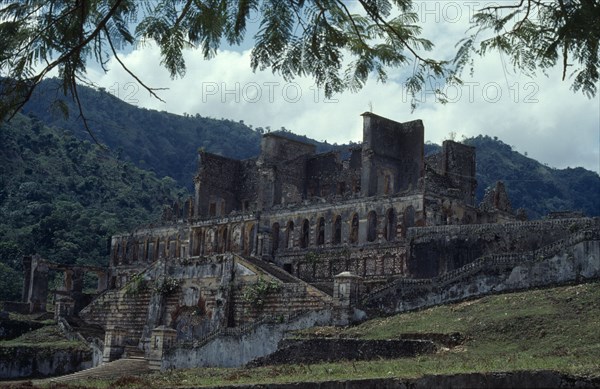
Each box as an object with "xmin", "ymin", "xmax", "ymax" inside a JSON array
[{"xmin": 79, "ymin": 2, "xmax": 599, "ymax": 173}]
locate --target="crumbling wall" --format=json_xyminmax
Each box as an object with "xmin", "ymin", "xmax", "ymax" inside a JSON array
[
  {"xmin": 441, "ymin": 140, "xmax": 477, "ymax": 206},
  {"xmin": 257, "ymin": 134, "xmax": 315, "ymax": 208},
  {"xmin": 306, "ymin": 148, "xmax": 362, "ymax": 200},
  {"xmin": 367, "ymin": 230, "xmax": 600, "ymax": 314},
  {"xmin": 361, "ymin": 113, "xmax": 424, "ymax": 196},
  {"xmin": 195, "ymin": 152, "xmax": 242, "ymax": 218}
]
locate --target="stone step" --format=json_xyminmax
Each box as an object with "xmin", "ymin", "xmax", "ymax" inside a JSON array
[{"xmin": 45, "ymin": 358, "xmax": 150, "ymax": 383}]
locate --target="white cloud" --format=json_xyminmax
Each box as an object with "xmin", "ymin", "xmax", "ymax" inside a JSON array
[{"xmin": 86, "ymin": 2, "xmax": 599, "ymax": 174}]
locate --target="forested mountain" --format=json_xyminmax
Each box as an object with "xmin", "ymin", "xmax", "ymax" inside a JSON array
[
  {"xmin": 22, "ymin": 79, "xmax": 263, "ymax": 188},
  {"xmin": 0, "ymin": 113, "xmax": 187, "ymax": 300},
  {"xmin": 465, "ymin": 136, "xmax": 599, "ymax": 220},
  {"xmin": 23, "ymin": 80, "xmax": 598, "ymax": 223},
  {"xmin": 2, "ymin": 79, "xmax": 597, "ymax": 301}
]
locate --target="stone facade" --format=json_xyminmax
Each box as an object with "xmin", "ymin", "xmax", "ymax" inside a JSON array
[
  {"xmin": 15, "ymin": 112, "xmax": 599, "ymax": 371},
  {"xmin": 108, "ymin": 113, "xmax": 504, "ymax": 290}
]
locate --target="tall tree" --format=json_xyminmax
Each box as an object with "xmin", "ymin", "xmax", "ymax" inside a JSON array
[
  {"xmin": 0, "ymin": 0, "xmax": 598, "ymax": 133},
  {"xmin": 455, "ymin": 0, "xmax": 599, "ymax": 97}
]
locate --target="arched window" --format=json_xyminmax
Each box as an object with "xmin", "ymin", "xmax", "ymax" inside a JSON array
[
  {"xmin": 367, "ymin": 211, "xmax": 377, "ymax": 242},
  {"xmin": 349, "ymin": 213, "xmax": 359, "ymax": 244},
  {"xmin": 384, "ymin": 208, "xmax": 397, "ymax": 241},
  {"xmin": 332, "ymin": 215, "xmax": 342, "ymax": 244},
  {"xmin": 285, "ymin": 220, "xmax": 294, "ymax": 249},
  {"xmin": 300, "ymin": 219, "xmax": 310, "ymax": 248},
  {"xmin": 272, "ymin": 223, "xmax": 280, "ymax": 253},
  {"xmin": 316, "ymin": 217, "xmax": 325, "ymax": 245}
]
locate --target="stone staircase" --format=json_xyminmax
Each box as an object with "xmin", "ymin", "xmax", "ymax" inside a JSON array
[
  {"xmin": 66, "ymin": 316, "xmax": 105, "ymax": 341},
  {"xmin": 43, "ymin": 358, "xmax": 150, "ymax": 384},
  {"xmin": 240, "ymin": 255, "xmax": 299, "ymax": 284}
]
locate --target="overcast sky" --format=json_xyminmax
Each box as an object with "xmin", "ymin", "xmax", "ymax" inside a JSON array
[{"xmin": 86, "ymin": 1, "xmax": 599, "ymax": 173}]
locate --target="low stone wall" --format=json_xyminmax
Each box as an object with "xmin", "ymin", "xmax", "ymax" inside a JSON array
[
  {"xmin": 366, "ymin": 236, "xmax": 600, "ymax": 314},
  {"xmin": 248, "ymin": 338, "xmax": 437, "ymax": 366},
  {"xmin": 162, "ymin": 310, "xmax": 332, "ymax": 369},
  {"xmin": 0, "ymin": 318, "xmax": 44, "ymax": 341},
  {"xmin": 0, "ymin": 347, "xmax": 92, "ymax": 379},
  {"xmin": 204, "ymin": 370, "xmax": 600, "ymax": 389},
  {"xmin": 0, "ymin": 302, "xmax": 31, "ymax": 315}
]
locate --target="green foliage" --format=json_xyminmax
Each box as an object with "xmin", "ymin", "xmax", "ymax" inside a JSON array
[
  {"xmin": 304, "ymin": 251, "xmax": 320, "ymax": 264},
  {"xmin": 455, "ymin": 1, "xmax": 599, "ymax": 97},
  {"xmin": 153, "ymin": 277, "xmax": 181, "ymax": 296},
  {"xmin": 0, "ymin": 263, "xmax": 22, "ymax": 301},
  {"xmin": 0, "ymin": 324, "xmax": 86, "ymax": 350},
  {"xmin": 243, "ymin": 277, "xmax": 281, "ymax": 309},
  {"xmin": 24, "ymin": 79, "xmax": 263, "ymax": 188},
  {"xmin": 0, "ymin": 113, "xmax": 187, "ymax": 295},
  {"xmin": 124, "ymin": 274, "xmax": 148, "ymax": 297},
  {"xmin": 0, "ymin": 0, "xmax": 452, "ymax": 123},
  {"xmin": 464, "ymin": 135, "xmax": 600, "ymax": 219}
]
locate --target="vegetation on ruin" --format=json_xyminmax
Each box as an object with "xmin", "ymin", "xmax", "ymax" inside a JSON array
[
  {"xmin": 16, "ymin": 281, "xmax": 600, "ymax": 388},
  {"xmin": 242, "ymin": 277, "xmax": 281, "ymax": 309},
  {"xmin": 0, "ymin": 112, "xmax": 187, "ymax": 300},
  {"xmin": 0, "ymin": 323, "xmax": 87, "ymax": 351},
  {"xmin": 152, "ymin": 277, "xmax": 181, "ymax": 296},
  {"xmin": 1, "ymin": 0, "xmax": 597, "ymax": 130},
  {"xmin": 1, "ymin": 83, "xmax": 598, "ymax": 302}
]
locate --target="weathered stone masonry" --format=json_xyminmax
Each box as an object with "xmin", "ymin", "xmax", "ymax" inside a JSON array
[{"xmin": 38, "ymin": 112, "xmax": 598, "ymax": 370}]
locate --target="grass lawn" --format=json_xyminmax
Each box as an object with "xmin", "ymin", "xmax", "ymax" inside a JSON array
[{"xmin": 10, "ymin": 281, "xmax": 600, "ymax": 388}]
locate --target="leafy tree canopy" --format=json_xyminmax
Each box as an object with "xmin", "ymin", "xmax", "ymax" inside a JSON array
[
  {"xmin": 0, "ymin": 0, "xmax": 598, "ymax": 134},
  {"xmin": 455, "ymin": 0, "xmax": 599, "ymax": 98}
]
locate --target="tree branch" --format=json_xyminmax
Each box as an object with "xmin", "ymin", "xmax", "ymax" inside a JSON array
[
  {"xmin": 5, "ymin": 0, "xmax": 126, "ymax": 121},
  {"xmin": 104, "ymin": 26, "xmax": 168, "ymax": 103},
  {"xmin": 357, "ymin": 0, "xmax": 439, "ymax": 66}
]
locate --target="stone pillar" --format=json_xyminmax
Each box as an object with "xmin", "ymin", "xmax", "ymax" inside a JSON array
[
  {"xmin": 333, "ymin": 272, "xmax": 363, "ymax": 326},
  {"xmin": 258, "ymin": 231, "xmax": 272, "ymax": 260},
  {"xmin": 26, "ymin": 255, "xmax": 49, "ymax": 313},
  {"xmin": 148, "ymin": 326, "xmax": 178, "ymax": 370},
  {"xmin": 102, "ymin": 326, "xmax": 127, "ymax": 363},
  {"xmin": 96, "ymin": 271, "xmax": 109, "ymax": 293},
  {"xmin": 54, "ymin": 297, "xmax": 74, "ymax": 320},
  {"xmin": 21, "ymin": 256, "xmax": 32, "ymax": 302}
]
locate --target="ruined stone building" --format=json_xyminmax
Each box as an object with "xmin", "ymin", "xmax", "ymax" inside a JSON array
[
  {"xmin": 19, "ymin": 113, "xmax": 600, "ymax": 370},
  {"xmin": 108, "ymin": 113, "xmax": 515, "ymax": 289}
]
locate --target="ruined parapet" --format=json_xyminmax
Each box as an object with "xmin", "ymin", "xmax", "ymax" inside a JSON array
[
  {"xmin": 478, "ymin": 181, "xmax": 515, "ymax": 224},
  {"xmin": 257, "ymin": 133, "xmax": 316, "ymax": 208},
  {"xmin": 480, "ymin": 181, "xmax": 512, "ymax": 213}
]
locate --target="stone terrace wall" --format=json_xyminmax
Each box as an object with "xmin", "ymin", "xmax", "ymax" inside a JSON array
[
  {"xmin": 366, "ymin": 228, "xmax": 600, "ymax": 314},
  {"xmin": 277, "ymin": 243, "xmax": 407, "ymax": 285},
  {"xmin": 407, "ymin": 218, "xmax": 599, "ymax": 278}
]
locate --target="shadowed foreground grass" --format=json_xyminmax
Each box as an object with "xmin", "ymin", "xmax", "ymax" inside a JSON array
[{"xmin": 5, "ymin": 282, "xmax": 600, "ymax": 388}]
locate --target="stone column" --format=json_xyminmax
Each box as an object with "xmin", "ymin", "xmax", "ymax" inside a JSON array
[
  {"xmin": 148, "ymin": 326, "xmax": 178, "ymax": 370},
  {"xmin": 102, "ymin": 326, "xmax": 127, "ymax": 363},
  {"xmin": 96, "ymin": 271, "xmax": 109, "ymax": 293},
  {"xmin": 26, "ymin": 255, "xmax": 49, "ymax": 313},
  {"xmin": 333, "ymin": 271, "xmax": 363, "ymax": 326}
]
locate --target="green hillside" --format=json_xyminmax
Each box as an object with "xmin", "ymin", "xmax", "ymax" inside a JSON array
[
  {"xmin": 23, "ymin": 282, "xmax": 599, "ymax": 388},
  {"xmin": 0, "ymin": 113, "xmax": 187, "ymax": 300},
  {"xmin": 22, "ymin": 79, "xmax": 263, "ymax": 188},
  {"xmin": 465, "ymin": 135, "xmax": 600, "ymax": 219},
  {"xmin": 22, "ymin": 79, "xmax": 599, "ymax": 219}
]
